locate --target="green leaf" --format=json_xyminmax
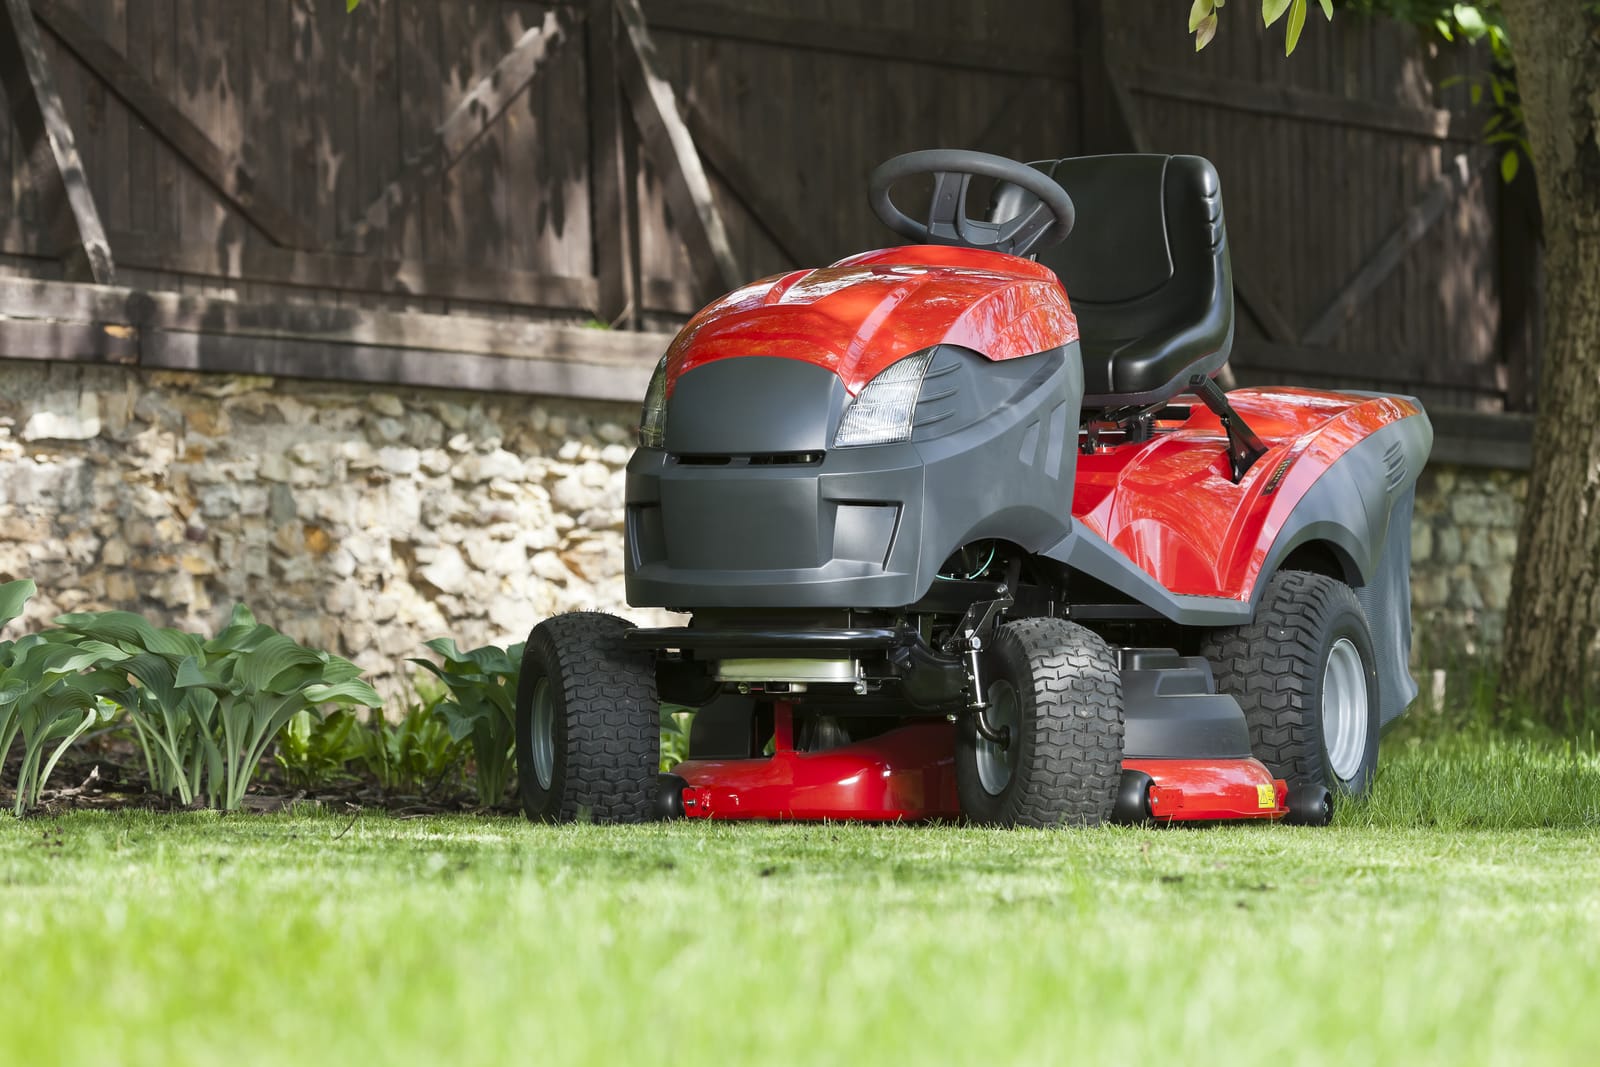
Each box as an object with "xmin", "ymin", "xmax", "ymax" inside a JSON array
[
  {"xmin": 1317, "ymin": 0, "xmax": 1332, "ymax": 18},
  {"xmin": 346, "ymin": 0, "xmax": 360, "ymax": 10},
  {"xmin": 0, "ymin": 579, "xmax": 34, "ymax": 632},
  {"xmin": 175, "ymin": 655, "xmax": 225, "ymax": 691},
  {"xmin": 205, "ymin": 603, "xmax": 263, "ymax": 654},
  {"xmin": 55, "ymin": 611, "xmax": 202, "ymax": 658},
  {"xmin": 230, "ymin": 634, "xmax": 325, "ymax": 693},
  {"xmin": 1452, "ymin": 4, "xmax": 1488, "ymax": 38},
  {"xmin": 302, "ymin": 679, "xmax": 384, "ymax": 709},
  {"xmin": 1471, "ymin": 83, "xmax": 1483, "ymax": 107},
  {"xmin": 1284, "ymin": 0, "xmax": 1307, "ymax": 54},
  {"xmin": 1195, "ymin": 13, "xmax": 1219, "ymax": 50},
  {"xmin": 1501, "ymin": 150, "xmax": 1519, "ymax": 183},
  {"xmin": 1189, "ymin": 0, "xmax": 1214, "ymax": 33},
  {"xmin": 1262, "ymin": 0, "xmax": 1292, "ymax": 28}
]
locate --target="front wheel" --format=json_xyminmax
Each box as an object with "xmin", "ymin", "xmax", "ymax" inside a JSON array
[
  {"xmin": 1202, "ymin": 570, "xmax": 1380, "ymax": 797},
  {"xmin": 515, "ymin": 612, "xmax": 660, "ymax": 823},
  {"xmin": 955, "ymin": 618, "xmax": 1125, "ymax": 827}
]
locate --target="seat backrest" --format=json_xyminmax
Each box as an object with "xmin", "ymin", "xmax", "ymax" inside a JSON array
[{"xmin": 992, "ymin": 154, "xmax": 1233, "ymax": 406}]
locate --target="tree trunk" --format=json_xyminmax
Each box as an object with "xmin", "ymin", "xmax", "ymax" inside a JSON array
[{"xmin": 1498, "ymin": 2, "xmax": 1600, "ymax": 721}]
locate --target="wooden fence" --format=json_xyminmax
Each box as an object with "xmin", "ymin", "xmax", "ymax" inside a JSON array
[{"xmin": 0, "ymin": 0, "xmax": 1536, "ymax": 465}]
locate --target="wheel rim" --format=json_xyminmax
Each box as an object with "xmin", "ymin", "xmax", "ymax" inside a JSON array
[
  {"xmin": 975, "ymin": 679, "xmax": 1021, "ymax": 796},
  {"xmin": 530, "ymin": 676, "xmax": 556, "ymax": 790},
  {"xmin": 1321, "ymin": 637, "xmax": 1368, "ymax": 782}
]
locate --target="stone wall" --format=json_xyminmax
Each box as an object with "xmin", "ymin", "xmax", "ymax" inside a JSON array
[
  {"xmin": 0, "ymin": 359, "xmax": 669, "ymax": 695},
  {"xmin": 1409, "ymin": 463, "xmax": 1525, "ymax": 661},
  {"xmin": 0, "ymin": 359, "xmax": 1524, "ymax": 689}
]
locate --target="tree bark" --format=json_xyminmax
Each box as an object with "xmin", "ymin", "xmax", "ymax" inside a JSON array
[{"xmin": 1498, "ymin": 2, "xmax": 1600, "ymax": 720}]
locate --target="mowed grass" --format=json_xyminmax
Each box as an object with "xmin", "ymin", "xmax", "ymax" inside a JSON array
[{"xmin": 4, "ymin": 736, "xmax": 1600, "ymax": 1067}]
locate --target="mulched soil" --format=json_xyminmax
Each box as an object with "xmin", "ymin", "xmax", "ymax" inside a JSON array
[{"xmin": 2, "ymin": 732, "xmax": 518, "ymax": 819}]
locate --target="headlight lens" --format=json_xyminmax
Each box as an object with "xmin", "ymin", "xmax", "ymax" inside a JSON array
[
  {"xmin": 638, "ymin": 354, "xmax": 669, "ymax": 448},
  {"xmin": 833, "ymin": 349, "xmax": 936, "ymax": 448}
]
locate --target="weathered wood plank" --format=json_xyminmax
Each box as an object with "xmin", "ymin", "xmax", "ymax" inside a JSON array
[
  {"xmin": 588, "ymin": 0, "xmax": 638, "ymax": 326},
  {"xmin": 141, "ymin": 328, "xmax": 656, "ymax": 400},
  {"xmin": 1125, "ymin": 63, "xmax": 1478, "ymax": 143},
  {"xmin": 1498, "ymin": 160, "xmax": 1539, "ymax": 413},
  {"xmin": 1231, "ymin": 337, "xmax": 1504, "ymax": 391},
  {"xmin": 616, "ymin": 0, "xmax": 739, "ymax": 295},
  {"xmin": 0, "ymin": 273, "xmax": 670, "ymax": 400},
  {"xmin": 642, "ymin": 0, "xmax": 1075, "ymax": 79},
  {"xmin": 0, "ymin": 316, "xmax": 136, "ymax": 362},
  {"xmin": 1427, "ymin": 408, "xmax": 1532, "ymax": 470},
  {"xmin": 681, "ymin": 95, "xmax": 831, "ymax": 270},
  {"xmin": 1299, "ymin": 148, "xmax": 1488, "ymax": 346},
  {"xmin": 105, "ymin": 229, "xmax": 599, "ymax": 312},
  {"xmin": 0, "ymin": 0, "xmax": 114, "ymax": 282},
  {"xmin": 334, "ymin": 7, "xmax": 574, "ymax": 254},
  {"xmin": 1105, "ymin": 63, "xmax": 1296, "ymax": 344},
  {"xmin": 31, "ymin": 0, "xmax": 318, "ymax": 250},
  {"xmin": 0, "ymin": 274, "xmax": 645, "ymax": 362}
]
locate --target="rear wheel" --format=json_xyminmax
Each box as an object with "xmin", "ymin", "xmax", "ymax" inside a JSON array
[
  {"xmin": 955, "ymin": 618, "xmax": 1125, "ymax": 827},
  {"xmin": 1201, "ymin": 570, "xmax": 1380, "ymax": 797},
  {"xmin": 515, "ymin": 612, "xmax": 660, "ymax": 823}
]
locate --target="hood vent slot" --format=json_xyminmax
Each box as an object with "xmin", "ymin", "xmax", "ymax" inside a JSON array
[{"xmin": 1382, "ymin": 441, "xmax": 1407, "ymax": 494}]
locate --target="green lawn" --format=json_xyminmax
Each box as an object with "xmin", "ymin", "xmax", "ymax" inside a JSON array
[{"xmin": 4, "ymin": 737, "xmax": 1599, "ymax": 1067}]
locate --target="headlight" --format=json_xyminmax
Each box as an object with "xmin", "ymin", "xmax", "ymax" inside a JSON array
[
  {"xmin": 638, "ymin": 354, "xmax": 669, "ymax": 448},
  {"xmin": 833, "ymin": 349, "xmax": 936, "ymax": 448}
]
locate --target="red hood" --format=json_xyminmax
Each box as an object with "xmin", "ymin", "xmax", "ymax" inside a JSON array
[{"xmin": 662, "ymin": 245, "xmax": 1079, "ymax": 395}]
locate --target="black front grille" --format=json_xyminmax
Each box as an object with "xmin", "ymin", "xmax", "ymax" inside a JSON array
[{"xmin": 671, "ymin": 452, "xmax": 823, "ymax": 467}]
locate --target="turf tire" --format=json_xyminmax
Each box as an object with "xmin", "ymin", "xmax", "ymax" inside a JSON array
[
  {"xmin": 1200, "ymin": 570, "xmax": 1380, "ymax": 797},
  {"xmin": 955, "ymin": 618, "xmax": 1125, "ymax": 827},
  {"xmin": 516, "ymin": 612, "xmax": 659, "ymax": 823}
]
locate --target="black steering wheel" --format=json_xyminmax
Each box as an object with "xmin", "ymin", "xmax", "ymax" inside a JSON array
[{"xmin": 868, "ymin": 149, "xmax": 1075, "ymax": 258}]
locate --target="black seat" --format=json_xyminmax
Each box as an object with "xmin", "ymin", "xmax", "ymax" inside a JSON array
[{"xmin": 994, "ymin": 154, "xmax": 1234, "ymax": 408}]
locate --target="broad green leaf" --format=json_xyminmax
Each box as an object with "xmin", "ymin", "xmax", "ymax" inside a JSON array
[
  {"xmin": 302, "ymin": 679, "xmax": 383, "ymax": 709},
  {"xmin": 1284, "ymin": 0, "xmax": 1307, "ymax": 54},
  {"xmin": 175, "ymin": 655, "xmax": 226, "ymax": 691},
  {"xmin": 1189, "ymin": 0, "xmax": 1213, "ymax": 33},
  {"xmin": 1318, "ymin": 0, "xmax": 1332, "ymax": 19},
  {"xmin": 0, "ymin": 579, "xmax": 34, "ymax": 632},
  {"xmin": 1453, "ymin": 4, "xmax": 1487, "ymax": 38},
  {"xmin": 121, "ymin": 652, "xmax": 180, "ymax": 699},
  {"xmin": 1262, "ymin": 0, "xmax": 1291, "ymax": 28},
  {"xmin": 205, "ymin": 604, "xmax": 264, "ymax": 653},
  {"xmin": 433, "ymin": 700, "xmax": 483, "ymax": 743},
  {"xmin": 1196, "ymin": 13, "xmax": 1218, "ymax": 50},
  {"xmin": 55, "ymin": 611, "xmax": 203, "ymax": 658},
  {"xmin": 1501, "ymin": 150, "xmax": 1519, "ymax": 183},
  {"xmin": 318, "ymin": 654, "xmax": 365, "ymax": 685},
  {"xmin": 230, "ymin": 634, "xmax": 324, "ymax": 693}
]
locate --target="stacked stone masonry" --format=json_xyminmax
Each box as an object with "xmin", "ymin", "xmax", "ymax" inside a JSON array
[
  {"xmin": 0, "ymin": 360, "xmax": 675, "ymax": 695},
  {"xmin": 0, "ymin": 361, "xmax": 1522, "ymax": 692}
]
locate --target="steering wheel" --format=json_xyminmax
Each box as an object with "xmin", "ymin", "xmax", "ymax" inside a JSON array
[{"xmin": 868, "ymin": 149, "xmax": 1075, "ymax": 258}]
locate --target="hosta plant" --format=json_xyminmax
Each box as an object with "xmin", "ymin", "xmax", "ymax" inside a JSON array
[
  {"xmin": 0, "ymin": 580, "xmax": 119, "ymax": 815},
  {"xmin": 275, "ymin": 708, "xmax": 365, "ymax": 789},
  {"xmin": 356, "ymin": 691, "xmax": 463, "ymax": 797},
  {"xmin": 411, "ymin": 638, "xmax": 522, "ymax": 806},
  {"xmin": 57, "ymin": 604, "xmax": 383, "ymax": 810},
  {"xmin": 177, "ymin": 605, "xmax": 383, "ymax": 810},
  {"xmin": 53, "ymin": 611, "xmax": 214, "ymax": 805}
]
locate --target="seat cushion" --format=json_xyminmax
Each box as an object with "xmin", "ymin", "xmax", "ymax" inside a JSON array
[{"xmin": 1028, "ymin": 155, "xmax": 1234, "ymax": 407}]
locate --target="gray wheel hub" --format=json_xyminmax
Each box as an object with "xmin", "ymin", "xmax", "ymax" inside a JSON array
[
  {"xmin": 530, "ymin": 676, "xmax": 556, "ymax": 790},
  {"xmin": 1321, "ymin": 637, "xmax": 1368, "ymax": 782},
  {"xmin": 975, "ymin": 679, "xmax": 1021, "ymax": 796}
]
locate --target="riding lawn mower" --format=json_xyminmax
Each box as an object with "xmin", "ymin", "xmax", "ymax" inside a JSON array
[{"xmin": 513, "ymin": 149, "xmax": 1431, "ymax": 828}]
